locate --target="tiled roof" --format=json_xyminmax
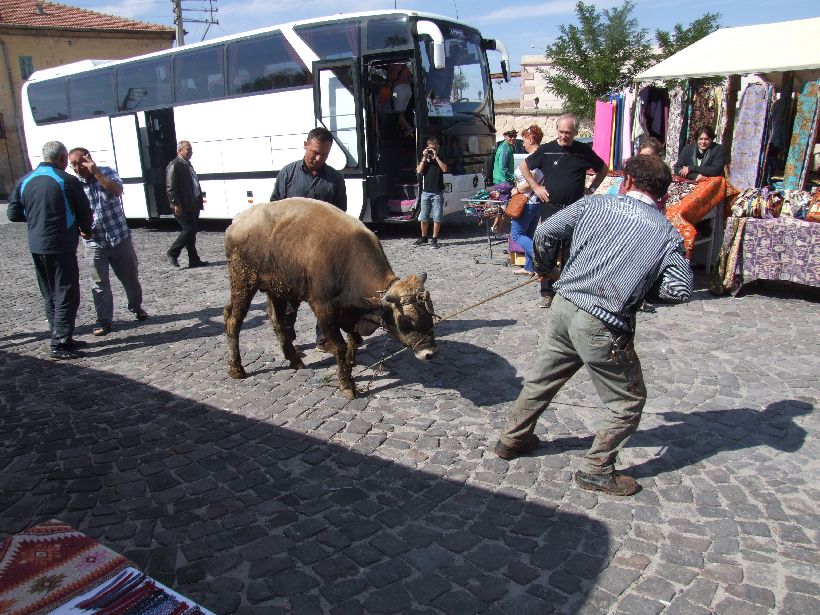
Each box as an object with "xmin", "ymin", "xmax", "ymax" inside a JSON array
[{"xmin": 0, "ymin": 0, "xmax": 174, "ymax": 33}]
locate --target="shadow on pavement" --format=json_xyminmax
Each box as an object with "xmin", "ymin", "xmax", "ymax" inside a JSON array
[
  {"xmin": 545, "ymin": 400, "xmax": 811, "ymax": 479},
  {"xmin": 0, "ymin": 351, "xmax": 609, "ymax": 614}
]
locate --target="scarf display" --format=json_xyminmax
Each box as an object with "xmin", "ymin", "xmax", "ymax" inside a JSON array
[
  {"xmin": 664, "ymin": 88, "xmax": 686, "ymax": 167},
  {"xmin": 783, "ymin": 80, "xmax": 820, "ymax": 190},
  {"xmin": 728, "ymin": 82, "xmax": 774, "ymax": 189}
]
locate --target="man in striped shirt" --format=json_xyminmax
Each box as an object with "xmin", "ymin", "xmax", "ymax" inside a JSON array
[{"xmin": 494, "ymin": 155, "xmax": 692, "ymax": 496}]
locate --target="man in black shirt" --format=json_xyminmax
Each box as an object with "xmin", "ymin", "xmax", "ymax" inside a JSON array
[
  {"xmin": 270, "ymin": 127, "xmax": 347, "ymax": 352},
  {"xmin": 414, "ymin": 137, "xmax": 448, "ymax": 248},
  {"xmin": 270, "ymin": 127, "xmax": 347, "ymax": 211},
  {"xmin": 520, "ymin": 114, "xmax": 609, "ymax": 307}
]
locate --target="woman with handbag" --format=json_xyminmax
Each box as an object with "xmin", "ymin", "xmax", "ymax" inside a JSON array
[{"xmin": 509, "ymin": 125, "xmax": 545, "ymax": 275}]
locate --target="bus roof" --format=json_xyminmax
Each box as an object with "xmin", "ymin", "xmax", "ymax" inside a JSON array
[{"xmin": 26, "ymin": 10, "xmax": 481, "ymax": 82}]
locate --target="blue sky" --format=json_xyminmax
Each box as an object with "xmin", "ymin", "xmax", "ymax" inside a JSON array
[{"xmin": 79, "ymin": 0, "xmax": 819, "ymax": 99}]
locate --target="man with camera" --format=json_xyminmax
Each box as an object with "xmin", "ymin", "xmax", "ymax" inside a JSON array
[{"xmin": 414, "ymin": 137, "xmax": 448, "ymax": 249}]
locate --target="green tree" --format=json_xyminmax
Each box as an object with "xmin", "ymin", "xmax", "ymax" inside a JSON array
[
  {"xmin": 541, "ymin": 1, "xmax": 654, "ymax": 119},
  {"xmin": 655, "ymin": 13, "xmax": 721, "ymax": 60}
]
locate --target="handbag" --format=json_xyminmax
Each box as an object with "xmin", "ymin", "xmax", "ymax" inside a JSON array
[{"xmin": 505, "ymin": 192, "xmax": 528, "ymax": 219}]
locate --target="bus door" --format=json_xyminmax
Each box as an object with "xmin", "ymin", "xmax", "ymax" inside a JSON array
[
  {"xmin": 110, "ymin": 114, "xmax": 148, "ymax": 218},
  {"xmin": 362, "ymin": 56, "xmax": 419, "ymax": 222},
  {"xmin": 312, "ymin": 60, "xmax": 368, "ymax": 220},
  {"xmin": 143, "ymin": 109, "xmax": 177, "ymax": 217}
]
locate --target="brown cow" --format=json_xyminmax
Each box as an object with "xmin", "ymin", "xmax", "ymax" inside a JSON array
[{"xmin": 224, "ymin": 198, "xmax": 439, "ymax": 398}]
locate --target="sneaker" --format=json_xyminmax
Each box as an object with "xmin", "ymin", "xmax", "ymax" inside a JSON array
[
  {"xmin": 414, "ymin": 237, "xmax": 428, "ymax": 246},
  {"xmin": 65, "ymin": 339, "xmax": 89, "ymax": 349},
  {"xmin": 493, "ymin": 434, "xmax": 541, "ymax": 460},
  {"xmin": 574, "ymin": 470, "xmax": 641, "ymax": 496},
  {"xmin": 188, "ymin": 260, "xmax": 209, "ymax": 268},
  {"xmin": 49, "ymin": 348, "xmax": 82, "ymax": 360},
  {"xmin": 166, "ymin": 254, "xmax": 180, "ymax": 268},
  {"xmin": 133, "ymin": 308, "xmax": 149, "ymax": 321},
  {"xmin": 539, "ymin": 295, "xmax": 554, "ymax": 309},
  {"xmin": 431, "ymin": 238, "xmax": 439, "ymax": 249}
]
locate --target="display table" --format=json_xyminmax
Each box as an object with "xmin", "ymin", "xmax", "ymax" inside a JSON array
[{"xmin": 741, "ymin": 217, "xmax": 820, "ymax": 288}]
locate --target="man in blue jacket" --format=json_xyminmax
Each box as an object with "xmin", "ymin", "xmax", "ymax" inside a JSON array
[{"xmin": 7, "ymin": 141, "xmax": 93, "ymax": 359}]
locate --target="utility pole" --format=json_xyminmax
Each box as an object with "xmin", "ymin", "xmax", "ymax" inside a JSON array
[
  {"xmin": 172, "ymin": 0, "xmax": 184, "ymax": 46},
  {"xmin": 172, "ymin": 0, "xmax": 219, "ymax": 46}
]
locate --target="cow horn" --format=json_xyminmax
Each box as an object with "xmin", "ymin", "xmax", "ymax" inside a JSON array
[{"xmin": 416, "ymin": 272, "xmax": 427, "ymax": 284}]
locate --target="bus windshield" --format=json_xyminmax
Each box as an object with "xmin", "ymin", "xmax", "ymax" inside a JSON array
[{"xmin": 418, "ymin": 26, "xmax": 489, "ymax": 118}]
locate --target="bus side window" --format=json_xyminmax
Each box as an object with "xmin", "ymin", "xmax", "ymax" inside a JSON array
[
  {"xmin": 227, "ymin": 33, "xmax": 310, "ymax": 96},
  {"xmin": 175, "ymin": 46, "xmax": 225, "ymax": 104}
]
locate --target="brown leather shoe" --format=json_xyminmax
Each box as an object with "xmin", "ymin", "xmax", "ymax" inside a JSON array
[
  {"xmin": 574, "ymin": 470, "xmax": 640, "ymax": 496},
  {"xmin": 494, "ymin": 434, "xmax": 541, "ymax": 460}
]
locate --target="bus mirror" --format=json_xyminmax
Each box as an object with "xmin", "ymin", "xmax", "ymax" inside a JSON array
[
  {"xmin": 501, "ymin": 59, "xmax": 509, "ymax": 82},
  {"xmin": 432, "ymin": 41, "xmax": 445, "ymax": 70}
]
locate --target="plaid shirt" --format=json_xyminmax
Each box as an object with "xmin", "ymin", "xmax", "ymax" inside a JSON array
[{"xmin": 79, "ymin": 166, "xmax": 130, "ymax": 248}]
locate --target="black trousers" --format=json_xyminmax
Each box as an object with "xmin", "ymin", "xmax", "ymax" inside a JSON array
[
  {"xmin": 168, "ymin": 208, "xmax": 201, "ymax": 264},
  {"xmin": 32, "ymin": 252, "xmax": 81, "ymax": 350},
  {"xmin": 538, "ymin": 202, "xmax": 571, "ymax": 297}
]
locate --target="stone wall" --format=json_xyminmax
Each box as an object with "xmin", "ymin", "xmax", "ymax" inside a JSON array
[{"xmin": 493, "ymin": 104, "xmax": 592, "ymax": 141}]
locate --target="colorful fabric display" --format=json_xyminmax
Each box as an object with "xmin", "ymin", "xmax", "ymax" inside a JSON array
[
  {"xmin": 665, "ymin": 176, "xmax": 739, "ymax": 259},
  {"xmin": 783, "ymin": 96, "xmax": 819, "ymax": 190},
  {"xmin": 665, "ymin": 87, "xmax": 685, "ymax": 167},
  {"xmin": 709, "ymin": 217, "xmax": 747, "ymax": 295},
  {"xmin": 593, "ymin": 100, "xmax": 615, "ymax": 167},
  {"xmin": 687, "ymin": 84, "xmax": 718, "ymax": 143},
  {"xmin": 728, "ymin": 82, "xmax": 773, "ymax": 189}
]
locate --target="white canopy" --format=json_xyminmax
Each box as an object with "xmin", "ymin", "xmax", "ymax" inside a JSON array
[{"xmin": 636, "ymin": 17, "xmax": 820, "ymax": 81}]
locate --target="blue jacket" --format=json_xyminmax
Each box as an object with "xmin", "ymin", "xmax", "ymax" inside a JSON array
[{"xmin": 7, "ymin": 162, "xmax": 93, "ymax": 254}]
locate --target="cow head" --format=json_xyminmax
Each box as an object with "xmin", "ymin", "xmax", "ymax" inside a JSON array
[{"xmin": 378, "ymin": 273, "xmax": 438, "ymax": 360}]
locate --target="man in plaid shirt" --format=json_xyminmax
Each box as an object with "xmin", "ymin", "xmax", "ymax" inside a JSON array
[{"xmin": 69, "ymin": 148, "xmax": 148, "ymax": 336}]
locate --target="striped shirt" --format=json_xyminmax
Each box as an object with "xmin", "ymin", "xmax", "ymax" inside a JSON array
[
  {"xmin": 533, "ymin": 190, "xmax": 692, "ymax": 332},
  {"xmin": 78, "ymin": 166, "xmax": 130, "ymax": 248}
]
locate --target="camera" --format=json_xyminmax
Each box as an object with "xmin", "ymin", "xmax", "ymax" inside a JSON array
[{"xmin": 424, "ymin": 148, "xmax": 435, "ymax": 161}]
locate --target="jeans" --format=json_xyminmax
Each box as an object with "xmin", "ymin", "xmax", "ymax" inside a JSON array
[
  {"xmin": 418, "ymin": 191, "xmax": 444, "ymax": 223},
  {"xmin": 32, "ymin": 252, "xmax": 81, "ymax": 350},
  {"xmin": 85, "ymin": 236, "xmax": 143, "ymax": 326},
  {"xmin": 499, "ymin": 294, "xmax": 646, "ymax": 475},
  {"xmin": 510, "ymin": 200, "xmax": 541, "ymax": 272}
]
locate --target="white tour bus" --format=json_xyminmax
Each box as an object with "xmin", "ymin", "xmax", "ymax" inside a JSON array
[{"xmin": 21, "ymin": 10, "xmax": 509, "ymax": 222}]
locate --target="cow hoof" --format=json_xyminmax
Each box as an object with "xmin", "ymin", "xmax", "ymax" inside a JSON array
[
  {"xmin": 339, "ymin": 387, "xmax": 356, "ymax": 400},
  {"xmin": 289, "ymin": 359, "xmax": 306, "ymax": 370},
  {"xmin": 228, "ymin": 366, "xmax": 247, "ymax": 379}
]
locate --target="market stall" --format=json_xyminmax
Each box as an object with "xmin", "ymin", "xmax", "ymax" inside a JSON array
[{"xmin": 616, "ymin": 17, "xmax": 820, "ymax": 285}]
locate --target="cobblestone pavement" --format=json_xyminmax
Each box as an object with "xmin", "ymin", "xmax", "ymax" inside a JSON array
[{"xmin": 0, "ymin": 216, "xmax": 818, "ymax": 615}]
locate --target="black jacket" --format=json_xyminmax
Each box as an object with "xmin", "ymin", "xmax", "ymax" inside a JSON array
[
  {"xmin": 166, "ymin": 156, "xmax": 203, "ymax": 212},
  {"xmin": 673, "ymin": 142, "xmax": 727, "ymax": 180},
  {"xmin": 7, "ymin": 162, "xmax": 92, "ymax": 254}
]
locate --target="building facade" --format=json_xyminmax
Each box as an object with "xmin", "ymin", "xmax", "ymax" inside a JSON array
[{"xmin": 0, "ymin": 0, "xmax": 175, "ymax": 196}]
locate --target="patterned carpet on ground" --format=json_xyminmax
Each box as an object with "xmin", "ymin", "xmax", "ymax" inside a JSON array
[{"xmin": 0, "ymin": 520, "xmax": 211, "ymax": 614}]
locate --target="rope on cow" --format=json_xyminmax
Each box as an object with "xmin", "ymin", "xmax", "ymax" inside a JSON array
[{"xmin": 346, "ymin": 276, "xmax": 539, "ymax": 385}]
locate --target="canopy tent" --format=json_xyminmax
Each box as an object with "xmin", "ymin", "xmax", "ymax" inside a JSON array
[{"xmin": 636, "ymin": 17, "xmax": 820, "ymax": 82}]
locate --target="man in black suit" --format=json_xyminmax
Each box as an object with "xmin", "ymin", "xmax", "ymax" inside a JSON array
[{"xmin": 166, "ymin": 140, "xmax": 208, "ymax": 268}]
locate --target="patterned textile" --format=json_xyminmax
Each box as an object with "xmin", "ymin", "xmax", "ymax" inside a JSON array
[
  {"xmin": 728, "ymin": 83, "xmax": 773, "ymax": 190},
  {"xmin": 687, "ymin": 85, "xmax": 718, "ymax": 143},
  {"xmin": 709, "ymin": 217, "xmax": 747, "ymax": 295},
  {"xmin": 0, "ymin": 520, "xmax": 129, "ymax": 614},
  {"xmin": 665, "ymin": 178, "xmax": 697, "ymax": 207},
  {"xmin": 741, "ymin": 218, "xmax": 820, "ymax": 288},
  {"xmin": 719, "ymin": 76, "xmax": 741, "ymax": 156},
  {"xmin": 664, "ymin": 88, "xmax": 685, "ymax": 167},
  {"xmin": 664, "ymin": 177, "xmax": 739, "ymax": 258},
  {"xmin": 783, "ymin": 80, "xmax": 820, "ymax": 190}
]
